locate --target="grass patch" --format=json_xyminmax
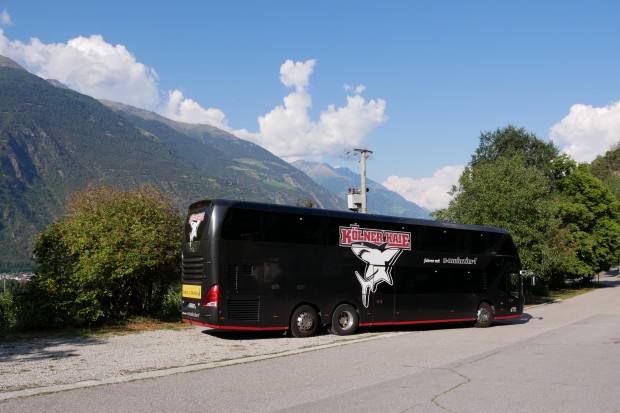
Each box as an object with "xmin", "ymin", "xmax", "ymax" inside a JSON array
[
  {"xmin": 525, "ymin": 283, "xmax": 604, "ymax": 306},
  {"xmin": 263, "ymin": 179, "xmax": 295, "ymax": 190},
  {"xmin": 0, "ymin": 317, "xmax": 191, "ymax": 342},
  {"xmin": 88, "ymin": 317, "xmax": 192, "ymax": 336},
  {"xmin": 234, "ymin": 158, "xmax": 269, "ymax": 170}
]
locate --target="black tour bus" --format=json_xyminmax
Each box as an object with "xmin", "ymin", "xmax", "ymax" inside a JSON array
[{"xmin": 181, "ymin": 199, "xmax": 523, "ymax": 337}]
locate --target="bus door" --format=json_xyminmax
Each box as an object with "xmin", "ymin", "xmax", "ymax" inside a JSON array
[
  {"xmin": 506, "ymin": 268, "xmax": 523, "ymax": 315},
  {"xmin": 495, "ymin": 267, "xmax": 522, "ymax": 317}
]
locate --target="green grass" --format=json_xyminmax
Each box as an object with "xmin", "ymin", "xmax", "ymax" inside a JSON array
[
  {"xmin": 263, "ymin": 179, "xmax": 295, "ymax": 190},
  {"xmin": 525, "ymin": 283, "xmax": 605, "ymax": 306},
  {"xmin": 234, "ymin": 158, "xmax": 269, "ymax": 170},
  {"xmin": 0, "ymin": 316, "xmax": 191, "ymax": 341}
]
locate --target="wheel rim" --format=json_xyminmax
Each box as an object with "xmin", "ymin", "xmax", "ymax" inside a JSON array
[
  {"xmin": 337, "ymin": 310, "xmax": 354, "ymax": 330},
  {"xmin": 296, "ymin": 311, "xmax": 315, "ymax": 332},
  {"xmin": 477, "ymin": 307, "xmax": 490, "ymax": 323}
]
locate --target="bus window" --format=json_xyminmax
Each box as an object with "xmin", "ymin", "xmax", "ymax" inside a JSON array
[
  {"xmin": 508, "ymin": 271, "xmax": 520, "ymax": 298},
  {"xmin": 185, "ymin": 207, "xmax": 211, "ymax": 243},
  {"xmin": 499, "ymin": 237, "xmax": 519, "ymax": 256},
  {"xmin": 416, "ymin": 227, "xmax": 464, "ymax": 253},
  {"xmin": 221, "ymin": 207, "xmax": 269, "ymax": 241},
  {"xmin": 263, "ymin": 211, "xmax": 329, "ymax": 245}
]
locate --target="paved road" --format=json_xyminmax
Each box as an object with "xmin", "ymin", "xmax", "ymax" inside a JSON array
[{"xmin": 2, "ymin": 274, "xmax": 620, "ymax": 412}]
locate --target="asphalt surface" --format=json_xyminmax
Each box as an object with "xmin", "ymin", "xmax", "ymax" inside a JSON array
[{"xmin": 1, "ymin": 273, "xmax": 619, "ymax": 412}]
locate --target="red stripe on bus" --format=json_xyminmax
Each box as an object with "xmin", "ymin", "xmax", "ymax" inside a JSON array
[
  {"xmin": 359, "ymin": 317, "xmax": 475, "ymax": 327},
  {"xmin": 494, "ymin": 314, "xmax": 523, "ymax": 320}
]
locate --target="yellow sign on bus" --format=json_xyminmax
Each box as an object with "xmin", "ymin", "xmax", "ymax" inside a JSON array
[{"xmin": 182, "ymin": 284, "xmax": 202, "ymax": 299}]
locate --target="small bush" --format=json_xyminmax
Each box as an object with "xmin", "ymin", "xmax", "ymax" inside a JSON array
[
  {"xmin": 156, "ymin": 285, "xmax": 182, "ymax": 321},
  {"xmin": 0, "ymin": 292, "xmax": 17, "ymax": 331}
]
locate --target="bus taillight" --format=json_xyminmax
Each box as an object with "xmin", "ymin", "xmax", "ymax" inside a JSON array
[{"xmin": 202, "ymin": 285, "xmax": 219, "ymax": 308}]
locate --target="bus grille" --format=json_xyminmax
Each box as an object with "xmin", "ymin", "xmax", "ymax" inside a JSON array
[
  {"xmin": 227, "ymin": 264, "xmax": 255, "ymax": 292},
  {"xmin": 228, "ymin": 265, "xmax": 238, "ymax": 291},
  {"xmin": 228, "ymin": 300, "xmax": 260, "ymax": 321},
  {"xmin": 182, "ymin": 256, "xmax": 204, "ymax": 280}
]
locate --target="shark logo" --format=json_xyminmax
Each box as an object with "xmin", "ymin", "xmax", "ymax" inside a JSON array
[
  {"xmin": 188, "ymin": 212, "xmax": 206, "ymax": 242},
  {"xmin": 340, "ymin": 225, "xmax": 411, "ymax": 308}
]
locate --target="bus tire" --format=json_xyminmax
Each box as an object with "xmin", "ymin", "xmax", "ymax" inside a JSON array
[
  {"xmin": 331, "ymin": 304, "xmax": 359, "ymax": 336},
  {"xmin": 474, "ymin": 302, "xmax": 494, "ymax": 328},
  {"xmin": 290, "ymin": 305, "xmax": 319, "ymax": 338}
]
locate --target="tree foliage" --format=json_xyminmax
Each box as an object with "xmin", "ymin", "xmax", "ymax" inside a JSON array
[
  {"xmin": 434, "ymin": 125, "xmax": 620, "ymax": 288},
  {"xmin": 434, "ymin": 154, "xmax": 560, "ymax": 281},
  {"xmin": 471, "ymin": 124, "xmax": 559, "ymax": 178},
  {"xmin": 553, "ymin": 163, "xmax": 620, "ymax": 282},
  {"xmin": 589, "ymin": 141, "xmax": 620, "ymax": 200},
  {"xmin": 16, "ymin": 185, "xmax": 182, "ymax": 328}
]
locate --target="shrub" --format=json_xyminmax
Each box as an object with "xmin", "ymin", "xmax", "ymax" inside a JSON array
[
  {"xmin": 21, "ymin": 185, "xmax": 182, "ymax": 329},
  {"xmin": 0, "ymin": 291, "xmax": 17, "ymax": 331}
]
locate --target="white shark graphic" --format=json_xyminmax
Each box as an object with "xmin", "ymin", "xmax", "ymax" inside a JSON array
[
  {"xmin": 351, "ymin": 242, "xmax": 403, "ymax": 308},
  {"xmin": 189, "ymin": 219, "xmax": 201, "ymax": 242}
]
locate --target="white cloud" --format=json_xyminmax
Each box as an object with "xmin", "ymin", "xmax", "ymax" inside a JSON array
[
  {"xmin": 344, "ymin": 83, "xmax": 366, "ymax": 94},
  {"xmin": 550, "ymin": 101, "xmax": 620, "ymax": 162},
  {"xmin": 383, "ymin": 165, "xmax": 464, "ymax": 211},
  {"xmin": 0, "ymin": 30, "xmax": 161, "ymax": 109},
  {"xmin": 162, "ymin": 89, "xmax": 229, "ymax": 130},
  {"xmin": 235, "ymin": 59, "xmax": 387, "ymax": 161},
  {"xmin": 0, "ymin": 28, "xmax": 386, "ymax": 162},
  {"xmin": 1, "ymin": 9, "xmax": 12, "ymax": 26}
]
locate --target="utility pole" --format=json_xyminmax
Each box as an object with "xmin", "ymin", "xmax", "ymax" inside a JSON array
[{"xmin": 353, "ymin": 148, "xmax": 372, "ymax": 213}]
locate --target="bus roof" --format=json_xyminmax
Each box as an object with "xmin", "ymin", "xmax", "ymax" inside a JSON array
[{"xmin": 188, "ymin": 198, "xmax": 510, "ymax": 235}]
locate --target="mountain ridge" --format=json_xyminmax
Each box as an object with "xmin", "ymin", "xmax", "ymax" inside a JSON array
[{"xmin": 293, "ymin": 160, "xmax": 430, "ymax": 219}]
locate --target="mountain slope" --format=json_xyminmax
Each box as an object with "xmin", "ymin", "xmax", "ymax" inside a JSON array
[
  {"xmin": 99, "ymin": 100, "xmax": 343, "ymax": 209},
  {"xmin": 293, "ymin": 160, "xmax": 430, "ymax": 219},
  {"xmin": 0, "ymin": 56, "xmax": 343, "ymax": 270}
]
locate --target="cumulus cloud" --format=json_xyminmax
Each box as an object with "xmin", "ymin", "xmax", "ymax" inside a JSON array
[
  {"xmin": 0, "ymin": 26, "xmax": 386, "ymax": 162},
  {"xmin": 383, "ymin": 165, "xmax": 464, "ymax": 211},
  {"xmin": 162, "ymin": 89, "xmax": 229, "ymax": 130},
  {"xmin": 550, "ymin": 101, "xmax": 620, "ymax": 162},
  {"xmin": 0, "ymin": 30, "xmax": 161, "ymax": 109},
  {"xmin": 234, "ymin": 59, "xmax": 387, "ymax": 161}
]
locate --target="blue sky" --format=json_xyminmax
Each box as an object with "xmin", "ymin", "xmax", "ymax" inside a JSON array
[{"xmin": 1, "ymin": 1, "xmax": 619, "ymax": 210}]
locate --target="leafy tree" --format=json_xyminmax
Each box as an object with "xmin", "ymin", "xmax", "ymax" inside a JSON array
[
  {"xmin": 589, "ymin": 141, "xmax": 620, "ymax": 201},
  {"xmin": 19, "ymin": 185, "xmax": 182, "ymax": 328},
  {"xmin": 436, "ymin": 125, "xmax": 620, "ymax": 288},
  {"xmin": 553, "ymin": 163, "xmax": 620, "ymax": 282},
  {"xmin": 471, "ymin": 124, "xmax": 559, "ymax": 178},
  {"xmin": 433, "ymin": 154, "xmax": 560, "ymax": 282}
]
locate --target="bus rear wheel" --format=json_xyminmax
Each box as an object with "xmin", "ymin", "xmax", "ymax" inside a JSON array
[
  {"xmin": 290, "ymin": 305, "xmax": 319, "ymax": 338},
  {"xmin": 475, "ymin": 302, "xmax": 494, "ymax": 328},
  {"xmin": 331, "ymin": 304, "xmax": 358, "ymax": 336}
]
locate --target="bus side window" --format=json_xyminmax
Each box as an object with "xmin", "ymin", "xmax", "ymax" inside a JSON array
[
  {"xmin": 263, "ymin": 212, "xmax": 328, "ymax": 245},
  {"xmin": 221, "ymin": 208, "xmax": 269, "ymax": 241}
]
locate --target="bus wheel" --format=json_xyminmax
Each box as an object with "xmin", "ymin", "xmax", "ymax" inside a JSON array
[
  {"xmin": 331, "ymin": 304, "xmax": 358, "ymax": 336},
  {"xmin": 475, "ymin": 302, "xmax": 494, "ymax": 328},
  {"xmin": 290, "ymin": 305, "xmax": 319, "ymax": 338}
]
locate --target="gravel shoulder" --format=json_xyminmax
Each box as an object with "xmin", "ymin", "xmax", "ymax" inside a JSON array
[{"xmin": 0, "ymin": 325, "xmax": 391, "ymax": 400}]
